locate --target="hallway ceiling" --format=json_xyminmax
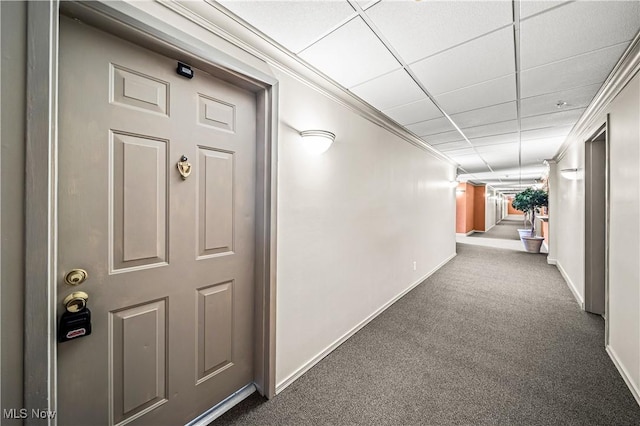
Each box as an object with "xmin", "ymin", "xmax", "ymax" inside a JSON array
[{"xmin": 216, "ymin": 0, "xmax": 640, "ymax": 193}]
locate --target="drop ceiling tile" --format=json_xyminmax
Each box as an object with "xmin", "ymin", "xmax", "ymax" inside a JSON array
[
  {"xmin": 406, "ymin": 117, "xmax": 458, "ymax": 137},
  {"xmin": 350, "ymin": 69, "xmax": 426, "ymax": 111},
  {"xmin": 449, "ymin": 154, "xmax": 490, "ymax": 173},
  {"xmin": 299, "ymin": 17, "xmax": 401, "ymax": 88},
  {"xmin": 383, "ymin": 98, "xmax": 442, "ymax": 125},
  {"xmin": 446, "ymin": 148, "xmax": 477, "ymax": 157},
  {"xmin": 486, "ymin": 157, "xmax": 522, "ymax": 170},
  {"xmin": 463, "ymin": 120, "xmax": 519, "ymax": 139},
  {"xmin": 410, "ymin": 27, "xmax": 515, "ymax": 95},
  {"xmin": 356, "ymin": 0, "xmax": 378, "ymax": 11},
  {"xmin": 437, "ymin": 141, "xmax": 471, "ymax": 152},
  {"xmin": 521, "ymin": 108, "xmax": 586, "ymax": 131},
  {"xmin": 520, "ymin": 1, "xmax": 569, "ymax": 19},
  {"xmin": 469, "ymin": 133, "xmax": 519, "ymax": 147},
  {"xmin": 423, "ymin": 131, "xmax": 464, "ymax": 145},
  {"xmin": 436, "ymin": 74, "xmax": 517, "ymax": 114},
  {"xmin": 479, "ymin": 146, "xmax": 521, "ymax": 170},
  {"xmin": 218, "ymin": 1, "xmax": 356, "ymax": 53},
  {"xmin": 450, "ymin": 102, "xmax": 517, "ymax": 129},
  {"xmin": 520, "ymin": 43, "xmax": 628, "ymax": 98},
  {"xmin": 521, "ymin": 1, "xmax": 640, "ymax": 70},
  {"xmin": 476, "ymin": 142, "xmax": 519, "ymax": 155},
  {"xmin": 365, "ymin": 1, "xmax": 512, "ymax": 63},
  {"xmin": 521, "ymin": 137, "xmax": 566, "ymax": 163},
  {"xmin": 521, "ymin": 125, "xmax": 573, "ymax": 141},
  {"xmin": 521, "ymin": 83, "xmax": 601, "ymax": 117}
]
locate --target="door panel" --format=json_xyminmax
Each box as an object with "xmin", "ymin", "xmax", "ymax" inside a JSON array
[
  {"xmin": 197, "ymin": 281, "xmax": 234, "ymax": 382},
  {"xmin": 58, "ymin": 17, "xmax": 256, "ymax": 425},
  {"xmin": 111, "ymin": 300, "xmax": 168, "ymax": 424},
  {"xmin": 112, "ymin": 132, "xmax": 168, "ymax": 270},
  {"xmin": 198, "ymin": 148, "xmax": 235, "ymax": 257}
]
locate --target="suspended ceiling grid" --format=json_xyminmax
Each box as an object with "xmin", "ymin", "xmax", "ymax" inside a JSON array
[{"xmin": 216, "ymin": 0, "xmax": 640, "ymax": 193}]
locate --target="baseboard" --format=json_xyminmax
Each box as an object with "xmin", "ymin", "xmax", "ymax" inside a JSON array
[
  {"xmin": 456, "ymin": 231, "xmax": 474, "ymax": 236},
  {"xmin": 606, "ymin": 345, "xmax": 640, "ymax": 407},
  {"xmin": 485, "ymin": 223, "xmax": 495, "ymax": 232},
  {"xmin": 556, "ymin": 260, "xmax": 584, "ymax": 309},
  {"xmin": 547, "ymin": 257, "xmax": 557, "ymax": 265},
  {"xmin": 186, "ymin": 383, "xmax": 256, "ymax": 425},
  {"xmin": 275, "ymin": 251, "xmax": 458, "ymax": 394}
]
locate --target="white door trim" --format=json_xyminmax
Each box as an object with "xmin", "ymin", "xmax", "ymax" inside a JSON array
[{"xmin": 25, "ymin": 1, "xmax": 278, "ymax": 424}]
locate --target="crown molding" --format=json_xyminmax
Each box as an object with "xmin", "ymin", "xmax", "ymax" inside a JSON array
[
  {"xmin": 555, "ymin": 30, "xmax": 640, "ymax": 161},
  {"xmin": 156, "ymin": 0, "xmax": 457, "ymax": 166}
]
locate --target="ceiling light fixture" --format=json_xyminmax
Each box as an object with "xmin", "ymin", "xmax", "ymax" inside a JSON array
[{"xmin": 300, "ymin": 130, "xmax": 336, "ymax": 154}]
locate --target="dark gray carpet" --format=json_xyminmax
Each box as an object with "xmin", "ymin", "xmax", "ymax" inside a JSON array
[
  {"xmin": 469, "ymin": 217, "xmax": 526, "ymax": 241},
  {"xmin": 214, "ymin": 244, "xmax": 640, "ymax": 425}
]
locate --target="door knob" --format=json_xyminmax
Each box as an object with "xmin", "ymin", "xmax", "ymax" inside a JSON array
[
  {"xmin": 64, "ymin": 269, "xmax": 88, "ymax": 286},
  {"xmin": 63, "ymin": 291, "xmax": 89, "ymax": 313}
]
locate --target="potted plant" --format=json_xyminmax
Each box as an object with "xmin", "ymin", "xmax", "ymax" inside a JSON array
[
  {"xmin": 511, "ymin": 187, "xmax": 548, "ymax": 253},
  {"xmin": 511, "ymin": 190, "xmax": 533, "ymax": 238}
]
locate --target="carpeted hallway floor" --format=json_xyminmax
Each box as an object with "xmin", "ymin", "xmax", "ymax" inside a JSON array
[
  {"xmin": 469, "ymin": 216, "xmax": 525, "ymax": 241},
  {"xmin": 215, "ymin": 244, "xmax": 640, "ymax": 425}
]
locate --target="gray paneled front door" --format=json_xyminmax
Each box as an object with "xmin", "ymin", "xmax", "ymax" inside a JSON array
[{"xmin": 57, "ymin": 17, "xmax": 257, "ymax": 425}]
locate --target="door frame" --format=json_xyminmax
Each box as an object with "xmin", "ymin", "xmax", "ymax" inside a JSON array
[
  {"xmin": 583, "ymin": 119, "xmax": 610, "ymax": 345},
  {"xmin": 24, "ymin": 1, "xmax": 279, "ymax": 423}
]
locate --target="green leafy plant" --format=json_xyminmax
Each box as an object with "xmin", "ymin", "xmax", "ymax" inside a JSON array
[{"xmin": 511, "ymin": 187, "xmax": 548, "ymax": 235}]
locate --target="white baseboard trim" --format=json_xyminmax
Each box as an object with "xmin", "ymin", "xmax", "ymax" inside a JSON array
[
  {"xmin": 556, "ymin": 260, "xmax": 584, "ymax": 309},
  {"xmin": 275, "ymin": 251, "xmax": 458, "ymax": 394},
  {"xmin": 606, "ymin": 345, "xmax": 640, "ymax": 407},
  {"xmin": 186, "ymin": 383, "xmax": 256, "ymax": 425},
  {"xmin": 485, "ymin": 223, "xmax": 495, "ymax": 232},
  {"xmin": 547, "ymin": 257, "xmax": 557, "ymax": 265},
  {"xmin": 456, "ymin": 231, "xmax": 474, "ymax": 236}
]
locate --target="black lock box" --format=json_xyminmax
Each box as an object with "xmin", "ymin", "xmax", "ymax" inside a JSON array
[{"xmin": 59, "ymin": 308, "xmax": 92, "ymax": 342}]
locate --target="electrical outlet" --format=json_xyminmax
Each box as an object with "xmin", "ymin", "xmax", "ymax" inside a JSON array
[{"xmin": 413, "ymin": 261, "xmax": 417, "ymax": 271}]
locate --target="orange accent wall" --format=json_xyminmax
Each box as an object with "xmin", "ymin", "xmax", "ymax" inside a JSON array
[
  {"xmin": 507, "ymin": 196, "xmax": 524, "ymax": 215},
  {"xmin": 455, "ymin": 184, "xmax": 466, "ymax": 233},
  {"xmin": 466, "ymin": 184, "xmax": 475, "ymax": 233},
  {"xmin": 542, "ymin": 220, "xmax": 549, "ymax": 246},
  {"xmin": 455, "ymin": 183, "xmax": 475, "ymax": 233},
  {"xmin": 473, "ymin": 185, "xmax": 486, "ymax": 232}
]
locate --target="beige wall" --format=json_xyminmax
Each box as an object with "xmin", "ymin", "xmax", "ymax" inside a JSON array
[
  {"xmin": 1, "ymin": 1, "xmax": 26, "ymax": 421},
  {"xmin": 274, "ymin": 67, "xmax": 456, "ymax": 388},
  {"xmin": 555, "ymin": 72, "xmax": 640, "ymax": 400}
]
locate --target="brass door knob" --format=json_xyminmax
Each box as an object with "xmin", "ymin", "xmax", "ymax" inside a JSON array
[
  {"xmin": 63, "ymin": 291, "xmax": 89, "ymax": 313},
  {"xmin": 64, "ymin": 269, "xmax": 88, "ymax": 286}
]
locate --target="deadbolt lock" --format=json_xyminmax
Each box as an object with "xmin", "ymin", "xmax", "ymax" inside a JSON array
[
  {"xmin": 63, "ymin": 291, "xmax": 89, "ymax": 313},
  {"xmin": 64, "ymin": 269, "xmax": 88, "ymax": 286}
]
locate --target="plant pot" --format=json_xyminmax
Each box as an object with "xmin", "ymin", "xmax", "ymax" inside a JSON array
[
  {"xmin": 517, "ymin": 229, "xmax": 533, "ymax": 239},
  {"xmin": 522, "ymin": 236, "xmax": 544, "ymax": 253}
]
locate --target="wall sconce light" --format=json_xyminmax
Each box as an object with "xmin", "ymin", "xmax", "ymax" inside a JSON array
[
  {"xmin": 449, "ymin": 181, "xmax": 460, "ymax": 188},
  {"xmin": 560, "ymin": 168, "xmax": 581, "ymax": 180},
  {"xmin": 300, "ymin": 130, "xmax": 335, "ymax": 154},
  {"xmin": 456, "ymin": 189, "xmax": 466, "ymax": 194}
]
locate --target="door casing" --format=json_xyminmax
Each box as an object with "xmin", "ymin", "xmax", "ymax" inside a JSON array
[
  {"xmin": 583, "ymin": 119, "xmax": 611, "ymax": 346},
  {"xmin": 24, "ymin": 1, "xmax": 278, "ymax": 423}
]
